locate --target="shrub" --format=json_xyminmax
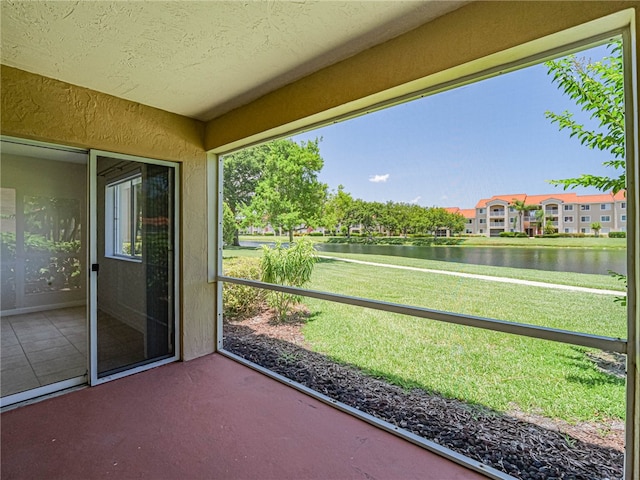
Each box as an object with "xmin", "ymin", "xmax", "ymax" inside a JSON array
[
  {"xmin": 223, "ymin": 257, "xmax": 264, "ymax": 320},
  {"xmin": 609, "ymin": 231, "xmax": 626, "ymax": 238},
  {"xmin": 433, "ymin": 238, "xmax": 464, "ymax": 245},
  {"xmin": 261, "ymin": 239, "xmax": 317, "ymax": 321},
  {"xmin": 499, "ymin": 232, "xmax": 515, "ymax": 237}
]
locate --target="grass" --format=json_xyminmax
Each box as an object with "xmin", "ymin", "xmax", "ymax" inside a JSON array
[
  {"xmin": 224, "ymin": 246, "xmax": 626, "ymax": 291},
  {"xmin": 222, "ymin": 246, "xmax": 627, "ymax": 422},
  {"xmin": 239, "ymin": 234, "xmax": 627, "ymax": 249}
]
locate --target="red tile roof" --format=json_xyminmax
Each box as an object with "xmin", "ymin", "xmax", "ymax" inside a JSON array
[{"xmin": 471, "ymin": 191, "xmax": 625, "ymax": 213}]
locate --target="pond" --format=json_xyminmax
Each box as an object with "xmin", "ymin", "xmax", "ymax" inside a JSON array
[{"xmin": 240, "ymin": 241, "xmax": 627, "ymax": 275}]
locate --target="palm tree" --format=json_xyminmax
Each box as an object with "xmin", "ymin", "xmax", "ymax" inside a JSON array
[
  {"xmin": 534, "ymin": 208, "xmax": 545, "ymax": 235},
  {"xmin": 510, "ymin": 199, "xmax": 538, "ymax": 235},
  {"xmin": 591, "ymin": 222, "xmax": 602, "ymax": 237}
]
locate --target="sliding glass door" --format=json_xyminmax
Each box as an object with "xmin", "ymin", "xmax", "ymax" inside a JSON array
[
  {"xmin": 0, "ymin": 139, "xmax": 88, "ymax": 405},
  {"xmin": 90, "ymin": 152, "xmax": 179, "ymax": 382}
]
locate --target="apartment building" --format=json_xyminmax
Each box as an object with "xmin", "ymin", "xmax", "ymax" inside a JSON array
[{"xmin": 455, "ymin": 191, "xmax": 627, "ymax": 237}]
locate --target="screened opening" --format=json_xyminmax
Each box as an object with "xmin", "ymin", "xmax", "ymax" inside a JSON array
[{"xmin": 216, "ymin": 33, "xmax": 633, "ymax": 480}]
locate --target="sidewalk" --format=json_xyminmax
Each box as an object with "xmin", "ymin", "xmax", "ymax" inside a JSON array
[{"xmin": 319, "ymin": 255, "xmax": 626, "ymax": 296}]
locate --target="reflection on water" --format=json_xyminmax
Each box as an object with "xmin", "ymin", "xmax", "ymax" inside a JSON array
[{"xmin": 240, "ymin": 241, "xmax": 626, "ymax": 275}]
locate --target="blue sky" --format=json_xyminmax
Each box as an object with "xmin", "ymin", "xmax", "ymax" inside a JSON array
[{"xmin": 292, "ymin": 44, "xmax": 617, "ymax": 210}]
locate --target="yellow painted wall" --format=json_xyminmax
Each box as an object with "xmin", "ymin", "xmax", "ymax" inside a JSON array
[
  {"xmin": 0, "ymin": 66, "xmax": 215, "ymax": 361},
  {"xmin": 205, "ymin": 1, "xmax": 639, "ymax": 152}
]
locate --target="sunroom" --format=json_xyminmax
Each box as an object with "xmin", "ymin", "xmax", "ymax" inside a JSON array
[{"xmin": 1, "ymin": 2, "xmax": 639, "ymax": 479}]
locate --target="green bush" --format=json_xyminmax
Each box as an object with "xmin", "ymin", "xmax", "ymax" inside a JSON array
[
  {"xmin": 261, "ymin": 239, "xmax": 317, "ymax": 321},
  {"xmin": 223, "ymin": 257, "xmax": 264, "ymax": 320},
  {"xmin": 433, "ymin": 238, "xmax": 464, "ymax": 245},
  {"xmin": 499, "ymin": 232, "xmax": 515, "ymax": 237},
  {"xmin": 411, "ymin": 239, "xmax": 435, "ymax": 246},
  {"xmin": 609, "ymin": 231, "xmax": 626, "ymax": 238}
]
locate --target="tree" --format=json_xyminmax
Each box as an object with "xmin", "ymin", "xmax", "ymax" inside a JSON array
[
  {"xmin": 350, "ymin": 199, "xmax": 382, "ymax": 240},
  {"xmin": 534, "ymin": 208, "xmax": 545, "ymax": 235},
  {"xmin": 395, "ymin": 203, "xmax": 425, "ymax": 238},
  {"xmin": 510, "ymin": 200, "xmax": 535, "ymax": 234},
  {"xmin": 222, "ymin": 202, "xmax": 236, "ymax": 246},
  {"xmin": 546, "ymin": 40, "xmax": 626, "ymax": 290},
  {"xmin": 223, "ymin": 144, "xmax": 269, "ymax": 245},
  {"xmin": 544, "ymin": 215, "xmax": 557, "ymax": 235},
  {"xmin": 422, "ymin": 208, "xmax": 465, "ymax": 237},
  {"xmin": 246, "ymin": 138, "xmax": 327, "ymax": 242},
  {"xmin": 545, "ymin": 40, "xmax": 625, "ymax": 193},
  {"xmin": 322, "ymin": 185, "xmax": 354, "ymax": 235},
  {"xmin": 591, "ymin": 222, "xmax": 602, "ymax": 237}
]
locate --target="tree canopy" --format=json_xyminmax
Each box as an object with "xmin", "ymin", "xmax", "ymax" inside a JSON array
[
  {"xmin": 245, "ymin": 138, "xmax": 327, "ymax": 241},
  {"xmin": 545, "ymin": 40, "xmax": 625, "ymax": 193}
]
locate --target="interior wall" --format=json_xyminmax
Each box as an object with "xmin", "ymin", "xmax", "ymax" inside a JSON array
[
  {"xmin": 0, "ymin": 66, "xmax": 213, "ymax": 361},
  {"xmin": 204, "ymin": 1, "xmax": 639, "ymax": 152}
]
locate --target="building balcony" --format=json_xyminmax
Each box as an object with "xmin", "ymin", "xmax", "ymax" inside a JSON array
[
  {"xmin": 1, "ymin": 354, "xmax": 483, "ymax": 480},
  {"xmin": 490, "ymin": 222, "xmax": 505, "ymax": 227},
  {"xmin": 489, "ymin": 212, "xmax": 505, "ymax": 217}
]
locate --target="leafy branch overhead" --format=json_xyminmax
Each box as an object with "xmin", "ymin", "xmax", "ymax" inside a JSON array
[{"xmin": 545, "ymin": 40, "xmax": 625, "ymax": 193}]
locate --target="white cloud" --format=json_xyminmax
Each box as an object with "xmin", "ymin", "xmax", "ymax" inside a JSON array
[
  {"xmin": 369, "ymin": 174, "xmax": 390, "ymax": 183},
  {"xmin": 409, "ymin": 196, "xmax": 421, "ymax": 204}
]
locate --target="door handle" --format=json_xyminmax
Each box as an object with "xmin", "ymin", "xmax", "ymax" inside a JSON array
[{"xmin": 91, "ymin": 263, "xmax": 100, "ymax": 275}]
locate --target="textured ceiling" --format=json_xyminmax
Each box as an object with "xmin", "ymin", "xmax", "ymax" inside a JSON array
[{"xmin": 1, "ymin": 1, "xmax": 468, "ymax": 121}]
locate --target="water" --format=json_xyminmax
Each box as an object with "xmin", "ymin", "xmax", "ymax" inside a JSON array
[{"xmin": 240, "ymin": 241, "xmax": 627, "ymax": 275}]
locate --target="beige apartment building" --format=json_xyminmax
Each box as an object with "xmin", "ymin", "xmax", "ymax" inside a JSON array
[{"xmin": 451, "ymin": 191, "xmax": 627, "ymax": 237}]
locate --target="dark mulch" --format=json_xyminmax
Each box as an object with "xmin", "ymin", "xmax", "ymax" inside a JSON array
[{"xmin": 224, "ymin": 323, "xmax": 623, "ymax": 480}]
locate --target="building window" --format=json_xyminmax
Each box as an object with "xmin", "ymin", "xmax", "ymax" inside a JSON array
[
  {"xmin": 105, "ymin": 174, "xmax": 142, "ymax": 260},
  {"xmin": 621, "ymin": 202, "xmax": 626, "ymax": 209},
  {"xmin": 600, "ymin": 203, "xmax": 610, "ymax": 210},
  {"xmin": 564, "ymin": 216, "xmax": 574, "ymax": 223},
  {"xmin": 563, "ymin": 205, "xmax": 574, "ymax": 211},
  {"xmin": 601, "ymin": 215, "xmax": 611, "ymax": 222},
  {"xmin": 580, "ymin": 216, "xmax": 590, "ymax": 223},
  {"xmin": 479, "ymin": 219, "xmax": 486, "ymax": 224},
  {"xmin": 478, "ymin": 208, "xmax": 485, "ymax": 214},
  {"xmin": 580, "ymin": 205, "xmax": 590, "ymax": 211},
  {"xmin": 622, "ymin": 215, "xmax": 627, "ymax": 221}
]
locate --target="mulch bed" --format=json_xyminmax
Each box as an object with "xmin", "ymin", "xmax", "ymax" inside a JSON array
[{"xmin": 224, "ymin": 317, "xmax": 624, "ymax": 480}]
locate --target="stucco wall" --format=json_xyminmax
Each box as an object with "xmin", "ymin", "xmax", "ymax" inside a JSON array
[
  {"xmin": 204, "ymin": 1, "xmax": 639, "ymax": 152},
  {"xmin": 0, "ymin": 66, "xmax": 214, "ymax": 361}
]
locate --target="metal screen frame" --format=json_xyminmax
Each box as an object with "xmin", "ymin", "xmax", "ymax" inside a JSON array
[{"xmin": 210, "ymin": 17, "xmax": 638, "ymax": 480}]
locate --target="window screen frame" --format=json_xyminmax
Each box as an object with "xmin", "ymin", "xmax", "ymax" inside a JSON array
[{"xmin": 208, "ymin": 15, "xmax": 638, "ymax": 480}]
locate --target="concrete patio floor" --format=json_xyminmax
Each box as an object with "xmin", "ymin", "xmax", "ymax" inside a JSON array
[{"xmin": 1, "ymin": 353, "xmax": 486, "ymax": 479}]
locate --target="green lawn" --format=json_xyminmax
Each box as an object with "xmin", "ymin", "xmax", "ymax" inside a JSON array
[{"xmin": 223, "ymin": 247, "xmax": 627, "ymax": 422}]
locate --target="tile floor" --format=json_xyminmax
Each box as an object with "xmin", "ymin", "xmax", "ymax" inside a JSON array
[{"xmin": 1, "ymin": 306, "xmax": 145, "ymax": 398}]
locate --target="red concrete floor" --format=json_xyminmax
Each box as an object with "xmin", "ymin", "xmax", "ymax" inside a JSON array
[{"xmin": 1, "ymin": 353, "xmax": 486, "ymax": 480}]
